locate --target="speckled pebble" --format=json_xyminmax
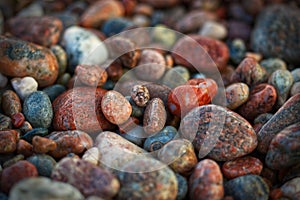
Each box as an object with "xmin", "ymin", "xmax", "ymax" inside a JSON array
[
  {"xmin": 260, "ymin": 58, "xmax": 287, "ymax": 76},
  {"xmin": 131, "ymin": 85, "xmax": 150, "ymax": 107},
  {"xmin": 11, "ymin": 77, "xmax": 38, "ymax": 100},
  {"xmin": 26, "ymin": 154, "xmax": 56, "ymax": 177},
  {"xmin": 162, "ymin": 66, "xmax": 190, "ymax": 89},
  {"xmin": 225, "ymin": 83, "xmax": 249, "ymax": 110},
  {"xmin": 21, "ymin": 128, "xmax": 48, "ymax": 142},
  {"xmin": 228, "ymin": 39, "xmax": 246, "ymax": 64},
  {"xmin": 0, "ymin": 130, "xmax": 18, "ymax": 154},
  {"xmin": 32, "ymin": 136, "xmax": 56, "ymax": 154},
  {"xmin": 0, "ymin": 113, "xmax": 12, "ymax": 130},
  {"xmin": 199, "ymin": 21, "xmax": 227, "ymax": 40},
  {"xmin": 50, "ymin": 45, "xmax": 67, "ymax": 76},
  {"xmin": 23, "ymin": 91, "xmax": 53, "ymax": 128},
  {"xmin": 42, "ymin": 84, "xmax": 66, "ymax": 102},
  {"xmin": 1, "ymin": 90, "xmax": 21, "ymax": 117},
  {"xmin": 75, "ymin": 64, "xmax": 108, "ymax": 87}
]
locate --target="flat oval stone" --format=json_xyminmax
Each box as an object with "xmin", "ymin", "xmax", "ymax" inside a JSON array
[
  {"xmin": 27, "ymin": 154, "xmax": 56, "ymax": 177},
  {"xmin": 258, "ymin": 93, "xmax": 300, "ymax": 153},
  {"xmin": 180, "ymin": 104, "xmax": 257, "ymax": 161},
  {"xmin": 265, "ymin": 122, "xmax": 300, "ymax": 170},
  {"xmin": 9, "ymin": 177, "xmax": 84, "ymax": 200},
  {"xmin": 52, "ymin": 157, "xmax": 119, "ymax": 199},
  {"xmin": 23, "ymin": 91, "xmax": 53, "ymax": 128},
  {"xmin": 0, "ymin": 130, "xmax": 18, "ymax": 154},
  {"xmin": 224, "ymin": 175, "xmax": 269, "ymax": 200},
  {"xmin": 101, "ymin": 90, "xmax": 132, "ymax": 125},
  {"xmin": 143, "ymin": 98, "xmax": 166, "ymax": 134},
  {"xmin": 46, "ymin": 130, "xmax": 93, "ymax": 159},
  {"xmin": 1, "ymin": 90, "xmax": 21, "ymax": 117},
  {"xmin": 32, "ymin": 136, "xmax": 56, "ymax": 154},
  {"xmin": 189, "ymin": 159, "xmax": 224, "ymax": 200},
  {"xmin": 225, "ymin": 83, "xmax": 249, "ymax": 110},
  {"xmin": 42, "ymin": 84, "xmax": 66, "ymax": 102},
  {"xmin": 260, "ymin": 58, "xmax": 287, "ymax": 76},
  {"xmin": 0, "ymin": 36, "xmax": 58, "ymax": 87}
]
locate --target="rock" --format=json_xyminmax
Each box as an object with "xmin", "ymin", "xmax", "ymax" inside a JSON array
[
  {"xmin": 21, "ymin": 128, "xmax": 48, "ymax": 142},
  {"xmin": 162, "ymin": 66, "xmax": 190, "ymax": 89},
  {"xmin": 228, "ymin": 39, "xmax": 246, "ymax": 65},
  {"xmin": 0, "ymin": 36, "xmax": 58, "ymax": 87},
  {"xmin": 42, "ymin": 84, "xmax": 66, "ymax": 102},
  {"xmin": 180, "ymin": 104, "xmax": 257, "ymax": 161},
  {"xmin": 52, "ymin": 157, "xmax": 119, "ymax": 198},
  {"xmin": 11, "ymin": 112, "xmax": 25, "ymax": 128},
  {"xmin": 189, "ymin": 159, "xmax": 224, "ymax": 200},
  {"xmin": 32, "ymin": 136, "xmax": 56, "ymax": 154},
  {"xmin": 2, "ymin": 154, "xmax": 24, "ymax": 168},
  {"xmin": 46, "ymin": 130, "xmax": 93, "ymax": 159},
  {"xmin": 291, "ymin": 82, "xmax": 300, "ymax": 96},
  {"xmin": 9, "ymin": 177, "xmax": 84, "ymax": 200},
  {"xmin": 199, "ymin": 21, "xmax": 227, "ymax": 40},
  {"xmin": 62, "ymin": 26, "xmax": 108, "ymax": 73},
  {"xmin": 50, "ymin": 45, "xmax": 67, "ymax": 76},
  {"xmin": 0, "ymin": 72, "xmax": 7, "ymax": 88},
  {"xmin": 26, "ymin": 154, "xmax": 56, "ymax": 177},
  {"xmin": 11, "ymin": 77, "xmax": 38, "ymax": 100},
  {"xmin": 0, "ymin": 114, "xmax": 12, "ymax": 130},
  {"xmin": 19, "ymin": 121, "xmax": 32, "ymax": 134},
  {"xmin": 251, "ymin": 5, "xmax": 300, "ymax": 65},
  {"xmin": 16, "ymin": 139, "xmax": 33, "ymax": 157},
  {"xmin": 1, "ymin": 90, "xmax": 21, "ymax": 117},
  {"xmin": 82, "ymin": 147, "xmax": 100, "ymax": 165},
  {"xmin": 130, "ymin": 85, "xmax": 150, "ymax": 107},
  {"xmin": 0, "ymin": 160, "xmax": 38, "ymax": 194},
  {"xmin": 291, "ymin": 68, "xmax": 300, "ymax": 83},
  {"xmin": 260, "ymin": 58, "xmax": 287, "ymax": 76},
  {"xmin": 8, "ymin": 16, "xmax": 63, "ymax": 47},
  {"xmin": 176, "ymin": 174, "xmax": 188, "ymax": 200},
  {"xmin": 279, "ymin": 177, "xmax": 300, "ymax": 199},
  {"xmin": 225, "ymin": 83, "xmax": 249, "ymax": 110},
  {"xmin": 101, "ymin": 18, "xmax": 133, "ymax": 37},
  {"xmin": 0, "ymin": 130, "xmax": 18, "ymax": 154},
  {"xmin": 75, "ymin": 64, "xmax": 108, "ymax": 87},
  {"xmin": 144, "ymin": 83, "xmax": 172, "ymax": 106},
  {"xmin": 224, "ymin": 175, "xmax": 269, "ymax": 200},
  {"xmin": 23, "ymin": 91, "xmax": 53, "ymax": 128},
  {"xmin": 152, "ymin": 25, "xmax": 177, "ymax": 48}
]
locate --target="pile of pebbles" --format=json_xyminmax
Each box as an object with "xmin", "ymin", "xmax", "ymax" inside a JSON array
[{"xmin": 0, "ymin": 0, "xmax": 299, "ymax": 199}]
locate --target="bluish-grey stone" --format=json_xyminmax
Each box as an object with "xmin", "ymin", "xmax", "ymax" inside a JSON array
[
  {"xmin": 43, "ymin": 84, "xmax": 66, "ymax": 102},
  {"xmin": 27, "ymin": 154, "xmax": 57, "ymax": 177}
]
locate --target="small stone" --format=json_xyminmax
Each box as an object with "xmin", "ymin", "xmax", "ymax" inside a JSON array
[
  {"xmin": 126, "ymin": 96, "xmax": 145, "ymax": 118},
  {"xmin": 56, "ymin": 73, "xmax": 71, "ymax": 86},
  {"xmin": 162, "ymin": 66, "xmax": 190, "ymax": 89},
  {"xmin": 268, "ymin": 69, "xmax": 294, "ymax": 107},
  {"xmin": 50, "ymin": 45, "xmax": 67, "ymax": 76},
  {"xmin": 11, "ymin": 77, "xmax": 38, "ymax": 100},
  {"xmin": 0, "ymin": 72, "xmax": 7, "ymax": 88},
  {"xmin": 42, "ymin": 84, "xmax": 66, "ymax": 102},
  {"xmin": 9, "ymin": 177, "xmax": 85, "ymax": 200},
  {"xmin": 82, "ymin": 147, "xmax": 100, "ymax": 165},
  {"xmin": 228, "ymin": 39, "xmax": 246, "ymax": 65},
  {"xmin": 158, "ymin": 139, "xmax": 198, "ymax": 176},
  {"xmin": 1, "ymin": 90, "xmax": 21, "ymax": 117},
  {"xmin": 260, "ymin": 58, "xmax": 287, "ymax": 76},
  {"xmin": 0, "ymin": 130, "xmax": 18, "ymax": 154},
  {"xmin": 23, "ymin": 91, "xmax": 53, "ymax": 128},
  {"xmin": 152, "ymin": 24, "xmax": 177, "ymax": 48},
  {"xmin": 101, "ymin": 90, "xmax": 132, "ymax": 125},
  {"xmin": 102, "ymin": 17, "xmax": 133, "ymax": 37},
  {"xmin": 52, "ymin": 157, "xmax": 120, "ymax": 198},
  {"xmin": 176, "ymin": 173, "xmax": 188, "ymax": 200},
  {"xmin": 105, "ymin": 61, "xmax": 123, "ymax": 81},
  {"xmin": 75, "ymin": 64, "xmax": 108, "ymax": 87},
  {"xmin": 291, "ymin": 68, "xmax": 300, "ymax": 83},
  {"xmin": 291, "ymin": 82, "xmax": 300, "ymax": 96},
  {"xmin": 279, "ymin": 177, "xmax": 300, "ymax": 199},
  {"xmin": 131, "ymin": 85, "xmax": 150, "ymax": 107},
  {"xmin": 118, "ymin": 117, "xmax": 139, "ymax": 134},
  {"xmin": 225, "ymin": 83, "xmax": 249, "ymax": 110},
  {"xmin": 143, "ymin": 98, "xmax": 167, "ymax": 134},
  {"xmin": 16, "ymin": 139, "xmax": 33, "ymax": 157},
  {"xmin": 32, "ymin": 136, "xmax": 57, "ymax": 154},
  {"xmin": 189, "ymin": 159, "xmax": 224, "ymax": 200},
  {"xmin": 11, "ymin": 112, "xmax": 25, "ymax": 128},
  {"xmin": 27, "ymin": 154, "xmax": 56, "ymax": 177},
  {"xmin": 0, "ymin": 160, "xmax": 38, "ymax": 194},
  {"xmin": 199, "ymin": 21, "xmax": 227, "ymax": 40},
  {"xmin": 144, "ymin": 83, "xmax": 172, "ymax": 106},
  {"xmin": 46, "ymin": 130, "xmax": 93, "ymax": 159},
  {"xmin": 224, "ymin": 175, "xmax": 269, "ymax": 200},
  {"xmin": 245, "ymin": 52, "xmax": 262, "ymax": 62},
  {"xmin": 21, "ymin": 128, "xmax": 48, "ymax": 142},
  {"xmin": 0, "ymin": 113, "xmax": 12, "ymax": 130},
  {"xmin": 2, "ymin": 154, "xmax": 24, "ymax": 168}
]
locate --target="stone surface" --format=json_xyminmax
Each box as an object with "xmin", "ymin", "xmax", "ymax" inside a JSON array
[
  {"xmin": 9, "ymin": 177, "xmax": 84, "ymax": 200},
  {"xmin": 0, "ymin": 130, "xmax": 18, "ymax": 154},
  {"xmin": 21, "ymin": 128, "xmax": 48, "ymax": 142},
  {"xmin": 180, "ymin": 105, "xmax": 257, "ymax": 161},
  {"xmin": 11, "ymin": 76, "xmax": 38, "ymax": 100},
  {"xmin": 189, "ymin": 159, "xmax": 224, "ymax": 200},
  {"xmin": 32, "ymin": 136, "xmax": 57, "ymax": 154},
  {"xmin": 27, "ymin": 154, "xmax": 56, "ymax": 177},
  {"xmin": 1, "ymin": 90, "xmax": 21, "ymax": 117},
  {"xmin": 0, "ymin": 36, "xmax": 58, "ymax": 87},
  {"xmin": 52, "ymin": 157, "xmax": 119, "ymax": 198},
  {"xmin": 42, "ymin": 84, "xmax": 66, "ymax": 102},
  {"xmin": 82, "ymin": 147, "xmax": 100, "ymax": 165},
  {"xmin": 0, "ymin": 113, "xmax": 12, "ymax": 130},
  {"xmin": 75, "ymin": 64, "xmax": 108, "ymax": 87},
  {"xmin": 225, "ymin": 82, "xmax": 249, "ymax": 110},
  {"xmin": 260, "ymin": 58, "xmax": 287, "ymax": 76},
  {"xmin": 228, "ymin": 39, "xmax": 246, "ymax": 65},
  {"xmin": 279, "ymin": 177, "xmax": 300, "ymax": 199},
  {"xmin": 199, "ymin": 21, "xmax": 227, "ymax": 40},
  {"xmin": 11, "ymin": 112, "xmax": 25, "ymax": 128},
  {"xmin": 162, "ymin": 66, "xmax": 190, "ymax": 89},
  {"xmin": 50, "ymin": 45, "xmax": 67, "ymax": 76}
]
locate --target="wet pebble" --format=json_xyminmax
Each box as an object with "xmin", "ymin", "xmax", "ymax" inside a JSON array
[
  {"xmin": 1, "ymin": 90, "xmax": 21, "ymax": 117},
  {"xmin": 23, "ymin": 91, "xmax": 53, "ymax": 128},
  {"xmin": 131, "ymin": 85, "xmax": 150, "ymax": 107},
  {"xmin": 199, "ymin": 21, "xmax": 227, "ymax": 40},
  {"xmin": 0, "ymin": 130, "xmax": 18, "ymax": 154},
  {"xmin": 42, "ymin": 84, "xmax": 66, "ymax": 102},
  {"xmin": 162, "ymin": 66, "xmax": 190, "ymax": 89},
  {"xmin": 225, "ymin": 82, "xmax": 249, "ymax": 110},
  {"xmin": 260, "ymin": 58, "xmax": 287, "ymax": 76},
  {"xmin": 75, "ymin": 64, "xmax": 108, "ymax": 87},
  {"xmin": 32, "ymin": 136, "xmax": 56, "ymax": 154},
  {"xmin": 16, "ymin": 139, "xmax": 33, "ymax": 157},
  {"xmin": 21, "ymin": 128, "xmax": 48, "ymax": 142},
  {"xmin": 11, "ymin": 77, "xmax": 38, "ymax": 100},
  {"xmin": 52, "ymin": 157, "xmax": 119, "ymax": 198},
  {"xmin": 26, "ymin": 154, "xmax": 56, "ymax": 177},
  {"xmin": 50, "ymin": 45, "xmax": 67, "ymax": 76}
]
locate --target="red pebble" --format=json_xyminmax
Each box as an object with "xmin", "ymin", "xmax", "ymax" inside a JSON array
[
  {"xmin": 222, "ymin": 156, "xmax": 263, "ymax": 179},
  {"xmin": 11, "ymin": 112, "xmax": 25, "ymax": 128},
  {"xmin": 168, "ymin": 78, "xmax": 218, "ymax": 117}
]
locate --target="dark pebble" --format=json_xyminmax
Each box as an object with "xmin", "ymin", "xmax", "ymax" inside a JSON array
[
  {"xmin": 43, "ymin": 84, "xmax": 66, "ymax": 102},
  {"xmin": 27, "ymin": 154, "xmax": 56, "ymax": 177},
  {"xmin": 21, "ymin": 128, "xmax": 48, "ymax": 142}
]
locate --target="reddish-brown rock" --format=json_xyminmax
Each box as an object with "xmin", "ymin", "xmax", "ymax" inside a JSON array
[
  {"xmin": 0, "ymin": 130, "xmax": 18, "ymax": 154},
  {"xmin": 75, "ymin": 64, "xmax": 108, "ymax": 87},
  {"xmin": 16, "ymin": 139, "xmax": 33, "ymax": 157},
  {"xmin": 1, "ymin": 90, "xmax": 21, "ymax": 117},
  {"xmin": 32, "ymin": 136, "xmax": 57, "ymax": 154},
  {"xmin": 11, "ymin": 112, "xmax": 25, "ymax": 128}
]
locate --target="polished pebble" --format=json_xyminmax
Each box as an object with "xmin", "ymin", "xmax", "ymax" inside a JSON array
[
  {"xmin": 11, "ymin": 77, "xmax": 38, "ymax": 100},
  {"xmin": 0, "ymin": 130, "xmax": 18, "ymax": 154},
  {"xmin": 32, "ymin": 136, "xmax": 56, "ymax": 154},
  {"xmin": 162, "ymin": 66, "xmax": 190, "ymax": 89},
  {"xmin": 27, "ymin": 154, "xmax": 56, "ymax": 177},
  {"xmin": 131, "ymin": 85, "xmax": 150, "ymax": 107},
  {"xmin": 82, "ymin": 147, "xmax": 100, "ymax": 165},
  {"xmin": 199, "ymin": 21, "xmax": 227, "ymax": 40},
  {"xmin": 260, "ymin": 58, "xmax": 287, "ymax": 76},
  {"xmin": 42, "ymin": 84, "xmax": 66, "ymax": 102},
  {"xmin": 225, "ymin": 82, "xmax": 249, "ymax": 110},
  {"xmin": 11, "ymin": 112, "xmax": 25, "ymax": 128},
  {"xmin": 75, "ymin": 64, "xmax": 108, "ymax": 87},
  {"xmin": 1, "ymin": 90, "xmax": 21, "ymax": 117}
]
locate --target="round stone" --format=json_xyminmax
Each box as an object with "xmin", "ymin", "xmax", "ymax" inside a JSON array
[
  {"xmin": 199, "ymin": 21, "xmax": 227, "ymax": 40},
  {"xmin": 0, "ymin": 130, "xmax": 18, "ymax": 154},
  {"xmin": 152, "ymin": 24, "xmax": 177, "ymax": 48},
  {"xmin": 75, "ymin": 64, "xmax": 108, "ymax": 87},
  {"xmin": 130, "ymin": 85, "xmax": 150, "ymax": 107},
  {"xmin": 42, "ymin": 84, "xmax": 66, "ymax": 102},
  {"xmin": 1, "ymin": 90, "xmax": 21, "ymax": 117},
  {"xmin": 225, "ymin": 83, "xmax": 249, "ymax": 110},
  {"xmin": 228, "ymin": 39, "xmax": 246, "ymax": 65},
  {"xmin": 32, "ymin": 136, "xmax": 56, "ymax": 154},
  {"xmin": 260, "ymin": 58, "xmax": 287, "ymax": 76},
  {"xmin": 27, "ymin": 154, "xmax": 57, "ymax": 177},
  {"xmin": 162, "ymin": 66, "xmax": 190, "ymax": 89},
  {"xmin": 11, "ymin": 76, "xmax": 38, "ymax": 100}
]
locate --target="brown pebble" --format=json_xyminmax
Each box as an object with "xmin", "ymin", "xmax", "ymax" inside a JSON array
[
  {"xmin": 2, "ymin": 154, "xmax": 24, "ymax": 168},
  {"xmin": 32, "ymin": 136, "xmax": 57, "ymax": 154},
  {"xmin": 16, "ymin": 139, "xmax": 33, "ymax": 157},
  {"xmin": 119, "ymin": 117, "xmax": 139, "ymax": 134},
  {"xmin": 75, "ymin": 64, "xmax": 108, "ymax": 87},
  {"xmin": 0, "ymin": 130, "xmax": 18, "ymax": 154},
  {"xmin": 1, "ymin": 90, "xmax": 21, "ymax": 117},
  {"xmin": 225, "ymin": 82, "xmax": 249, "ymax": 110},
  {"xmin": 19, "ymin": 121, "xmax": 33, "ymax": 134},
  {"xmin": 105, "ymin": 60, "xmax": 123, "ymax": 81},
  {"xmin": 131, "ymin": 85, "xmax": 150, "ymax": 107}
]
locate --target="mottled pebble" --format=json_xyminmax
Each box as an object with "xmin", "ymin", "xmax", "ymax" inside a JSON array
[
  {"xmin": 52, "ymin": 157, "xmax": 119, "ymax": 198},
  {"xmin": 162, "ymin": 66, "xmax": 190, "ymax": 89},
  {"xmin": 23, "ymin": 91, "xmax": 53, "ymax": 128},
  {"xmin": 11, "ymin": 77, "xmax": 38, "ymax": 100},
  {"xmin": 2, "ymin": 154, "xmax": 24, "ymax": 168},
  {"xmin": 0, "ymin": 73, "xmax": 7, "ymax": 88},
  {"xmin": 279, "ymin": 177, "xmax": 300, "ymax": 199},
  {"xmin": 82, "ymin": 147, "xmax": 100, "ymax": 165},
  {"xmin": 11, "ymin": 112, "xmax": 25, "ymax": 128},
  {"xmin": 102, "ymin": 18, "xmax": 133, "ymax": 36},
  {"xmin": 0, "ymin": 113, "xmax": 12, "ymax": 130},
  {"xmin": 225, "ymin": 83, "xmax": 249, "ymax": 110},
  {"xmin": 0, "ymin": 130, "xmax": 18, "ymax": 154},
  {"xmin": 291, "ymin": 68, "xmax": 300, "ymax": 83},
  {"xmin": 1, "ymin": 90, "xmax": 21, "ymax": 117},
  {"xmin": 27, "ymin": 154, "xmax": 56, "ymax": 177},
  {"xmin": 228, "ymin": 38, "xmax": 246, "ymax": 65},
  {"xmin": 32, "ymin": 136, "xmax": 56, "ymax": 154},
  {"xmin": 291, "ymin": 82, "xmax": 300, "ymax": 96},
  {"xmin": 21, "ymin": 128, "xmax": 48, "ymax": 142},
  {"xmin": 131, "ymin": 85, "xmax": 150, "ymax": 107},
  {"xmin": 0, "ymin": 160, "xmax": 38, "ymax": 194},
  {"xmin": 16, "ymin": 139, "xmax": 33, "ymax": 157},
  {"xmin": 199, "ymin": 21, "xmax": 227, "ymax": 40},
  {"xmin": 152, "ymin": 25, "xmax": 177, "ymax": 48},
  {"xmin": 224, "ymin": 175, "xmax": 269, "ymax": 200},
  {"xmin": 260, "ymin": 58, "xmax": 287, "ymax": 76},
  {"xmin": 9, "ymin": 177, "xmax": 84, "ymax": 200},
  {"xmin": 42, "ymin": 84, "xmax": 66, "ymax": 102},
  {"xmin": 180, "ymin": 105, "xmax": 257, "ymax": 161},
  {"xmin": 189, "ymin": 159, "xmax": 224, "ymax": 200},
  {"xmin": 75, "ymin": 64, "xmax": 108, "ymax": 87},
  {"xmin": 50, "ymin": 45, "xmax": 67, "ymax": 76},
  {"xmin": 176, "ymin": 173, "xmax": 188, "ymax": 200}
]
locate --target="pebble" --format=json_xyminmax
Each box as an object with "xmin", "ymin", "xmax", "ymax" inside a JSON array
[
  {"xmin": 82, "ymin": 147, "xmax": 100, "ymax": 165},
  {"xmin": 1, "ymin": 90, "xmax": 21, "ymax": 117},
  {"xmin": 131, "ymin": 85, "xmax": 150, "ymax": 107},
  {"xmin": 18, "ymin": 120, "xmax": 32, "ymax": 133},
  {"xmin": 278, "ymin": 177, "xmax": 300, "ymax": 199},
  {"xmin": 238, "ymin": 84, "xmax": 277, "ymax": 121},
  {"xmin": 143, "ymin": 126, "xmax": 177, "ymax": 152},
  {"xmin": 140, "ymin": 0, "xmax": 180, "ymax": 8},
  {"xmin": 251, "ymin": 5, "xmax": 300, "ymax": 65},
  {"xmin": 42, "ymin": 84, "xmax": 66, "ymax": 102},
  {"xmin": 56, "ymin": 73, "xmax": 71, "ymax": 86},
  {"xmin": 26, "ymin": 154, "xmax": 56, "ymax": 177},
  {"xmin": 291, "ymin": 68, "xmax": 300, "ymax": 83},
  {"xmin": 101, "ymin": 18, "xmax": 133, "ymax": 36},
  {"xmin": 46, "ymin": 130, "xmax": 93, "ymax": 159},
  {"xmin": 168, "ymin": 78, "xmax": 218, "ymax": 117},
  {"xmin": 9, "ymin": 177, "xmax": 85, "ymax": 200},
  {"xmin": 175, "ymin": 174, "xmax": 188, "ymax": 200},
  {"xmin": 224, "ymin": 175, "xmax": 269, "ymax": 200},
  {"xmin": 253, "ymin": 113, "xmax": 273, "ymax": 133},
  {"xmin": 268, "ymin": 69, "xmax": 294, "ymax": 107},
  {"xmin": 16, "ymin": 139, "xmax": 33, "ymax": 157},
  {"xmin": 62, "ymin": 26, "xmax": 108, "ymax": 73},
  {"xmin": 126, "ymin": 96, "xmax": 145, "ymax": 118},
  {"xmin": 162, "ymin": 66, "xmax": 190, "ymax": 89},
  {"xmin": 158, "ymin": 139, "xmax": 198, "ymax": 176},
  {"xmin": 101, "ymin": 90, "xmax": 132, "ymax": 125},
  {"xmin": 118, "ymin": 117, "xmax": 139, "ymax": 134},
  {"xmin": 105, "ymin": 61, "xmax": 123, "ymax": 81},
  {"xmin": 11, "ymin": 112, "xmax": 25, "ymax": 128},
  {"xmin": 172, "ymin": 35, "xmax": 229, "ymax": 72},
  {"xmin": 231, "ymin": 57, "xmax": 267, "ymax": 87},
  {"xmin": 0, "ymin": 36, "xmax": 58, "ymax": 87},
  {"xmin": 0, "ymin": 160, "xmax": 38, "ymax": 194},
  {"xmin": 0, "ymin": 130, "xmax": 18, "ymax": 154},
  {"xmin": 180, "ymin": 104, "xmax": 257, "ymax": 161},
  {"xmin": 2, "ymin": 154, "xmax": 24, "ymax": 168},
  {"xmin": 265, "ymin": 122, "xmax": 300, "ymax": 170},
  {"xmin": 189, "ymin": 159, "xmax": 224, "ymax": 200},
  {"xmin": 116, "ymin": 157, "xmax": 178, "ymax": 200},
  {"xmin": 144, "ymin": 83, "xmax": 172, "ymax": 106},
  {"xmin": 0, "ymin": 113, "xmax": 12, "ymax": 130},
  {"xmin": 228, "ymin": 39, "xmax": 246, "ymax": 65},
  {"xmin": 222, "ymin": 156, "xmax": 263, "ymax": 179},
  {"xmin": 21, "ymin": 128, "xmax": 48, "ymax": 142},
  {"xmin": 260, "ymin": 58, "xmax": 287, "ymax": 76},
  {"xmin": 23, "ymin": 91, "xmax": 53, "ymax": 128},
  {"xmin": 0, "ymin": 73, "xmax": 7, "ymax": 88},
  {"xmin": 32, "ymin": 136, "xmax": 57, "ymax": 154},
  {"xmin": 199, "ymin": 21, "xmax": 227, "ymax": 40},
  {"xmin": 52, "ymin": 157, "xmax": 119, "ymax": 198},
  {"xmin": 8, "ymin": 16, "xmax": 63, "ymax": 47},
  {"xmin": 225, "ymin": 83, "xmax": 249, "ymax": 110},
  {"xmin": 75, "ymin": 64, "xmax": 108, "ymax": 87},
  {"xmin": 11, "ymin": 77, "xmax": 38, "ymax": 100},
  {"xmin": 152, "ymin": 24, "xmax": 177, "ymax": 48},
  {"xmin": 291, "ymin": 82, "xmax": 300, "ymax": 96},
  {"xmin": 134, "ymin": 49, "xmax": 166, "ymax": 82},
  {"xmin": 53, "ymin": 87, "xmax": 114, "ymax": 132},
  {"xmin": 50, "ymin": 45, "xmax": 67, "ymax": 76}
]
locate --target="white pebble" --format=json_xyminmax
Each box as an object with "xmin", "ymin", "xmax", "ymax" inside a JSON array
[
  {"xmin": 199, "ymin": 21, "xmax": 227, "ymax": 40},
  {"xmin": 0, "ymin": 72, "xmax": 8, "ymax": 88},
  {"xmin": 82, "ymin": 147, "xmax": 100, "ymax": 165},
  {"xmin": 11, "ymin": 77, "xmax": 38, "ymax": 100}
]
